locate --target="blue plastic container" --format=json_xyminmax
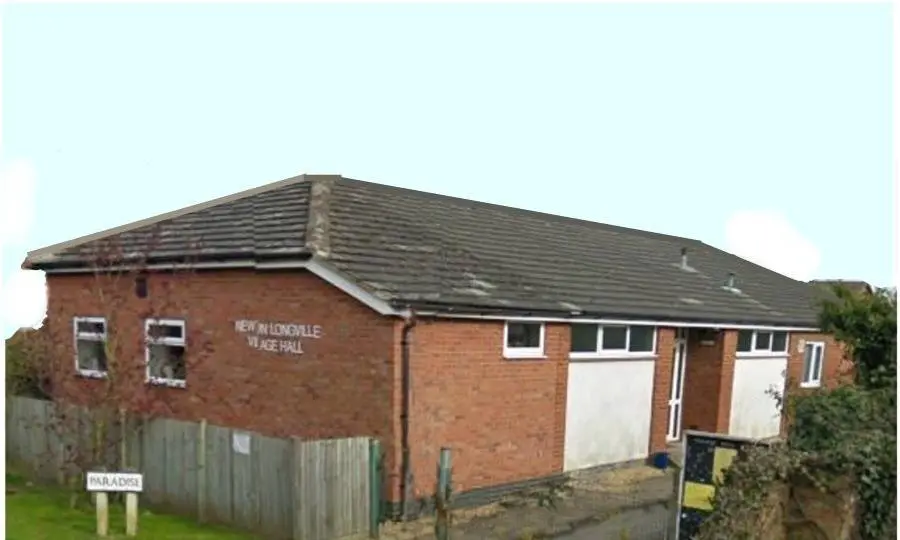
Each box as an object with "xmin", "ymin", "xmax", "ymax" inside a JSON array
[{"xmin": 651, "ymin": 451, "xmax": 669, "ymax": 470}]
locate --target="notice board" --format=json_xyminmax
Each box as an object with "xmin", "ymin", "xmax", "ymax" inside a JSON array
[{"xmin": 675, "ymin": 430, "xmax": 765, "ymax": 539}]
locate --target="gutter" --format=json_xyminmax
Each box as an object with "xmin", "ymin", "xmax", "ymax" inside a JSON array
[{"xmin": 398, "ymin": 309, "xmax": 417, "ymax": 521}]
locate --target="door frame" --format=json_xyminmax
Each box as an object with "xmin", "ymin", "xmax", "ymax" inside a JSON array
[{"xmin": 667, "ymin": 328, "xmax": 688, "ymax": 442}]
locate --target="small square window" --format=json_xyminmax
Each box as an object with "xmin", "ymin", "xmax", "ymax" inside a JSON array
[
  {"xmin": 504, "ymin": 322, "xmax": 544, "ymax": 358},
  {"xmin": 76, "ymin": 339, "xmax": 108, "ymax": 373},
  {"xmin": 601, "ymin": 326, "xmax": 627, "ymax": 350},
  {"xmin": 771, "ymin": 332, "xmax": 788, "ymax": 353},
  {"xmin": 506, "ymin": 322, "xmax": 541, "ymax": 348},
  {"xmin": 148, "ymin": 344, "xmax": 186, "ymax": 381},
  {"xmin": 570, "ymin": 324, "xmax": 598, "ymax": 353},
  {"xmin": 754, "ymin": 331, "xmax": 772, "ymax": 351},
  {"xmin": 628, "ymin": 326, "xmax": 655, "ymax": 352},
  {"xmin": 737, "ymin": 330, "xmax": 753, "ymax": 352},
  {"xmin": 145, "ymin": 319, "xmax": 187, "ymax": 387}
]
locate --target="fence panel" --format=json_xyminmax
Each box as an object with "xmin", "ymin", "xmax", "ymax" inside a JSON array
[
  {"xmin": 230, "ymin": 430, "xmax": 261, "ymax": 532},
  {"xmin": 204, "ymin": 424, "xmax": 234, "ymax": 524},
  {"xmin": 256, "ymin": 434, "xmax": 294, "ymax": 539},
  {"xmin": 5, "ymin": 397, "xmax": 374, "ymax": 540}
]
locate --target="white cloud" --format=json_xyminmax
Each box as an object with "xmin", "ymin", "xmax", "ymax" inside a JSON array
[
  {"xmin": 1, "ymin": 270, "xmax": 47, "ymax": 337},
  {"xmin": 725, "ymin": 210, "xmax": 821, "ymax": 282},
  {"xmin": 0, "ymin": 158, "xmax": 46, "ymax": 338}
]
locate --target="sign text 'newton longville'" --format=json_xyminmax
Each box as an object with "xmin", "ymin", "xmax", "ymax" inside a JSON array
[{"xmin": 234, "ymin": 319, "xmax": 323, "ymax": 355}]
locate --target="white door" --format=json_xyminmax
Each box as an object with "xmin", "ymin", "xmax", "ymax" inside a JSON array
[{"xmin": 666, "ymin": 329, "xmax": 688, "ymax": 441}]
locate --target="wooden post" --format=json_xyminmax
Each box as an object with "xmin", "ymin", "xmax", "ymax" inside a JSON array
[
  {"xmin": 125, "ymin": 492, "xmax": 139, "ymax": 536},
  {"xmin": 96, "ymin": 492, "xmax": 109, "ymax": 537},
  {"xmin": 197, "ymin": 419, "xmax": 208, "ymax": 523},
  {"xmin": 368, "ymin": 439, "xmax": 382, "ymax": 539},
  {"xmin": 433, "ymin": 447, "xmax": 452, "ymax": 540}
]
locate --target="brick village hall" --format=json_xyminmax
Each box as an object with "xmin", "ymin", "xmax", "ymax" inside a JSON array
[{"xmin": 23, "ymin": 174, "xmax": 847, "ymax": 509}]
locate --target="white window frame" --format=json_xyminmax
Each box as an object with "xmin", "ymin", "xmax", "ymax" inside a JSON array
[
  {"xmin": 801, "ymin": 341, "xmax": 825, "ymax": 388},
  {"xmin": 73, "ymin": 316, "xmax": 109, "ymax": 378},
  {"xmin": 144, "ymin": 318, "xmax": 187, "ymax": 388},
  {"xmin": 503, "ymin": 321, "xmax": 546, "ymax": 359},
  {"xmin": 569, "ymin": 324, "xmax": 658, "ymax": 359},
  {"xmin": 736, "ymin": 330, "xmax": 790, "ymax": 357}
]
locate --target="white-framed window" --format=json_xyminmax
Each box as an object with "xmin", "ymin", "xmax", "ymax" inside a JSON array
[
  {"xmin": 73, "ymin": 316, "xmax": 108, "ymax": 378},
  {"xmin": 145, "ymin": 319, "xmax": 187, "ymax": 388},
  {"xmin": 736, "ymin": 330, "xmax": 789, "ymax": 355},
  {"xmin": 801, "ymin": 341, "xmax": 825, "ymax": 388},
  {"xmin": 569, "ymin": 324, "xmax": 657, "ymax": 357},
  {"xmin": 503, "ymin": 321, "xmax": 545, "ymax": 359}
]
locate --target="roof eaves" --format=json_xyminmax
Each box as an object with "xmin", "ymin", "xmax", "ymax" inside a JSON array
[{"xmin": 395, "ymin": 299, "xmax": 819, "ymax": 328}]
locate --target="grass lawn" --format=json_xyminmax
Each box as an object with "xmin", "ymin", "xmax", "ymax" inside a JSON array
[{"xmin": 6, "ymin": 469, "xmax": 257, "ymax": 539}]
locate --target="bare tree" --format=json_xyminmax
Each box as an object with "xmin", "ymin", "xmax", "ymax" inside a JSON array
[{"xmin": 8, "ymin": 227, "xmax": 232, "ymax": 506}]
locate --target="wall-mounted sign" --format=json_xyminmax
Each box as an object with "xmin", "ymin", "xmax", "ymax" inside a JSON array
[
  {"xmin": 234, "ymin": 319, "xmax": 323, "ymax": 355},
  {"xmin": 232, "ymin": 431, "xmax": 251, "ymax": 455}
]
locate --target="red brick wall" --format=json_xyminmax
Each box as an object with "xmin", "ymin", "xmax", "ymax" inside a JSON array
[
  {"xmin": 404, "ymin": 319, "xmax": 569, "ymax": 496},
  {"xmin": 648, "ymin": 328, "xmax": 675, "ymax": 454},
  {"xmin": 682, "ymin": 329, "xmax": 725, "ymax": 434},
  {"xmin": 46, "ymin": 269, "xmax": 399, "ymax": 487},
  {"xmin": 786, "ymin": 332, "xmax": 853, "ymax": 392}
]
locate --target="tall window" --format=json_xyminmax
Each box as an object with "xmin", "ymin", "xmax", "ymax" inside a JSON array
[
  {"xmin": 736, "ymin": 330, "xmax": 789, "ymax": 354},
  {"xmin": 145, "ymin": 319, "xmax": 187, "ymax": 387},
  {"xmin": 74, "ymin": 317, "xmax": 108, "ymax": 377},
  {"xmin": 801, "ymin": 342, "xmax": 825, "ymax": 388},
  {"xmin": 503, "ymin": 322, "xmax": 545, "ymax": 359},
  {"xmin": 570, "ymin": 324, "xmax": 656, "ymax": 356}
]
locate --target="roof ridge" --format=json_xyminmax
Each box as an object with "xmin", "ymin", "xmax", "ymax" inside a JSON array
[
  {"xmin": 23, "ymin": 174, "xmax": 310, "ymax": 268},
  {"xmin": 304, "ymin": 175, "xmax": 338, "ymax": 258}
]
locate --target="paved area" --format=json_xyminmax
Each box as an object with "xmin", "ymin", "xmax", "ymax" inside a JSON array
[
  {"xmin": 380, "ymin": 464, "xmax": 678, "ymax": 540},
  {"xmin": 554, "ymin": 502, "xmax": 671, "ymax": 539}
]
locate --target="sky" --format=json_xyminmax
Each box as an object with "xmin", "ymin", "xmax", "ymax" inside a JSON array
[{"xmin": 0, "ymin": 3, "xmax": 894, "ymax": 339}]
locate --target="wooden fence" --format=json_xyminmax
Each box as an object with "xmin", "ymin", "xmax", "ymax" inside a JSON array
[{"xmin": 5, "ymin": 396, "xmax": 377, "ymax": 540}]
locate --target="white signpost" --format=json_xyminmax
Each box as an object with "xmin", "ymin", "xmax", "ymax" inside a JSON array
[{"xmin": 86, "ymin": 472, "xmax": 144, "ymax": 537}]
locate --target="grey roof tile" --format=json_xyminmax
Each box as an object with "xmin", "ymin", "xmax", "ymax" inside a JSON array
[{"xmin": 26, "ymin": 175, "xmax": 824, "ymax": 326}]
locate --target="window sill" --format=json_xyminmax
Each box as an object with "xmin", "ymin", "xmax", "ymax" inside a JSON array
[
  {"xmin": 735, "ymin": 352, "xmax": 790, "ymax": 359},
  {"xmin": 503, "ymin": 354, "xmax": 548, "ymax": 361},
  {"xmin": 146, "ymin": 377, "xmax": 187, "ymax": 389},
  {"xmin": 76, "ymin": 369, "xmax": 108, "ymax": 379},
  {"xmin": 799, "ymin": 381, "xmax": 822, "ymax": 389},
  {"xmin": 569, "ymin": 353, "xmax": 658, "ymax": 361}
]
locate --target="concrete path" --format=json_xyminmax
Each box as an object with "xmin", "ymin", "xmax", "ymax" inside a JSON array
[{"xmin": 554, "ymin": 501, "xmax": 671, "ymax": 539}]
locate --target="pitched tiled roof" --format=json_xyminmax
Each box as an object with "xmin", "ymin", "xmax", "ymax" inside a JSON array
[{"xmin": 25, "ymin": 175, "xmax": 825, "ymax": 327}]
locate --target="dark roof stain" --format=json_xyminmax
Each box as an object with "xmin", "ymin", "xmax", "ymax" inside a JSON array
[{"xmin": 25, "ymin": 174, "xmax": 826, "ymax": 327}]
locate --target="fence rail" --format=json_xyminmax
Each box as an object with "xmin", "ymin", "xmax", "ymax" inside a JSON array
[{"xmin": 6, "ymin": 396, "xmax": 375, "ymax": 540}]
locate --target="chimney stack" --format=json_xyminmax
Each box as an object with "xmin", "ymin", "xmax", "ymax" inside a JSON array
[{"xmin": 680, "ymin": 247, "xmax": 689, "ymax": 270}]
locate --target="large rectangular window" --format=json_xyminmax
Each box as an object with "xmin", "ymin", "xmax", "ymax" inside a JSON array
[
  {"xmin": 145, "ymin": 319, "xmax": 187, "ymax": 387},
  {"xmin": 801, "ymin": 342, "xmax": 825, "ymax": 388},
  {"xmin": 74, "ymin": 317, "xmax": 108, "ymax": 377},
  {"xmin": 503, "ymin": 321, "xmax": 545, "ymax": 359},
  {"xmin": 736, "ymin": 330, "xmax": 789, "ymax": 355},
  {"xmin": 569, "ymin": 324, "xmax": 656, "ymax": 356}
]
